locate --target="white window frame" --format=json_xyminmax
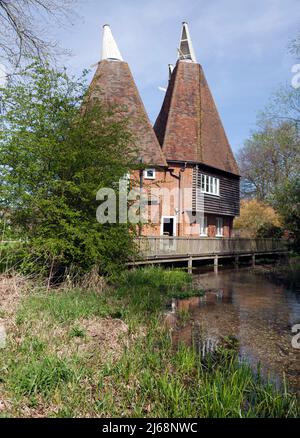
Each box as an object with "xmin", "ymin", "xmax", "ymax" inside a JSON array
[
  {"xmin": 216, "ymin": 217, "xmax": 224, "ymax": 237},
  {"xmin": 200, "ymin": 174, "xmax": 220, "ymax": 196},
  {"xmin": 144, "ymin": 168, "xmax": 156, "ymax": 180},
  {"xmin": 200, "ymin": 216, "xmax": 208, "ymax": 237},
  {"xmin": 161, "ymin": 216, "xmax": 177, "ymax": 237}
]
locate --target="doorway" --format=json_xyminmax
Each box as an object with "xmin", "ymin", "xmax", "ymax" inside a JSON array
[{"xmin": 161, "ymin": 216, "xmax": 176, "ymax": 237}]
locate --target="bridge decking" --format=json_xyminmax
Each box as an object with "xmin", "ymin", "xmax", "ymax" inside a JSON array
[{"xmin": 131, "ymin": 237, "xmax": 288, "ymax": 270}]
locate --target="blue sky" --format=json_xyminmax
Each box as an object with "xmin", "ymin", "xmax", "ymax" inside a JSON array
[{"xmin": 37, "ymin": 0, "xmax": 300, "ymax": 153}]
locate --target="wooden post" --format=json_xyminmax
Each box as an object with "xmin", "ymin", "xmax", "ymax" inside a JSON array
[
  {"xmin": 188, "ymin": 257, "xmax": 193, "ymax": 274},
  {"xmin": 252, "ymin": 254, "xmax": 256, "ymax": 268},
  {"xmin": 234, "ymin": 256, "xmax": 239, "ymax": 269},
  {"xmin": 214, "ymin": 255, "xmax": 218, "ymax": 274}
]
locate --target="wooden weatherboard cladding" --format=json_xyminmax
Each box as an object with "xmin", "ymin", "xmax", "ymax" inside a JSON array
[{"xmin": 192, "ymin": 165, "xmax": 240, "ymax": 217}]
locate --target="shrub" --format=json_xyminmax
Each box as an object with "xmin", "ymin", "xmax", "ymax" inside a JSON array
[{"xmin": 0, "ymin": 61, "xmax": 137, "ymax": 277}]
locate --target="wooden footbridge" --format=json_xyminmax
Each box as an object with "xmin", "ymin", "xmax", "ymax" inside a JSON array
[{"xmin": 131, "ymin": 237, "xmax": 288, "ymax": 272}]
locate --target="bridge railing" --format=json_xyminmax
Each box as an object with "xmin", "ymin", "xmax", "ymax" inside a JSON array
[{"xmin": 135, "ymin": 237, "xmax": 288, "ymax": 259}]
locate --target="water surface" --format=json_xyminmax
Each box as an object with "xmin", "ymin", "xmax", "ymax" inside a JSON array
[{"xmin": 173, "ymin": 269, "xmax": 300, "ymax": 394}]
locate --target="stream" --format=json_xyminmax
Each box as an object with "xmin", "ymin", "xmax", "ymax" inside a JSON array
[{"xmin": 171, "ymin": 268, "xmax": 300, "ymax": 395}]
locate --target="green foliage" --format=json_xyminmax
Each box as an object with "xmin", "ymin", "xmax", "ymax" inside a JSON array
[
  {"xmin": 274, "ymin": 177, "xmax": 300, "ymax": 253},
  {"xmin": 0, "ymin": 61, "xmax": 137, "ymax": 276},
  {"xmin": 256, "ymin": 223, "xmax": 284, "ymax": 239},
  {"xmin": 16, "ymin": 288, "xmax": 112, "ymax": 324},
  {"xmin": 8, "ymin": 354, "xmax": 77, "ymax": 398},
  {"xmin": 116, "ymin": 268, "xmax": 200, "ymax": 315},
  {"xmin": 238, "ymin": 121, "xmax": 300, "ymax": 200},
  {"xmin": 69, "ymin": 325, "xmax": 86, "ymax": 338},
  {"xmin": 101, "ymin": 326, "xmax": 298, "ymax": 418},
  {"xmin": 0, "ymin": 241, "xmax": 25, "ymax": 273},
  {"xmin": 234, "ymin": 199, "xmax": 282, "ymax": 238},
  {"xmin": 0, "ymin": 269, "xmax": 298, "ymax": 417}
]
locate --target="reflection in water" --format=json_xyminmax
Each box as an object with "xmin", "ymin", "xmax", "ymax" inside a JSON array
[{"xmin": 172, "ymin": 269, "xmax": 300, "ymax": 394}]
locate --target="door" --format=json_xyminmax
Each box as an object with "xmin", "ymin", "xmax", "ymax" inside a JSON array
[
  {"xmin": 161, "ymin": 216, "xmax": 177, "ymax": 253},
  {"xmin": 161, "ymin": 216, "xmax": 176, "ymax": 236}
]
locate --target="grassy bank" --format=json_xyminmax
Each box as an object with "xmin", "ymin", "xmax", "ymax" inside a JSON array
[{"xmin": 0, "ymin": 268, "xmax": 299, "ymax": 418}]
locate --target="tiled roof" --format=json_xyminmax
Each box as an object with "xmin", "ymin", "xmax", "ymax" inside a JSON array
[
  {"xmin": 154, "ymin": 61, "xmax": 240, "ymax": 176},
  {"xmin": 88, "ymin": 60, "xmax": 167, "ymax": 168}
]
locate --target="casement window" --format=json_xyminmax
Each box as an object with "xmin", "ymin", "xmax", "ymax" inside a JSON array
[
  {"xmin": 200, "ymin": 216, "xmax": 208, "ymax": 236},
  {"xmin": 192, "ymin": 168, "xmax": 220, "ymax": 211},
  {"xmin": 216, "ymin": 217, "xmax": 224, "ymax": 237},
  {"xmin": 200, "ymin": 174, "xmax": 220, "ymax": 196},
  {"xmin": 144, "ymin": 168, "xmax": 156, "ymax": 180}
]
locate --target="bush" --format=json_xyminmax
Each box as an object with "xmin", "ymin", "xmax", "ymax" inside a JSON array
[
  {"xmin": 274, "ymin": 178, "xmax": 300, "ymax": 254},
  {"xmin": 0, "ymin": 61, "xmax": 137, "ymax": 278},
  {"xmin": 257, "ymin": 223, "xmax": 284, "ymax": 239},
  {"xmin": 234, "ymin": 199, "xmax": 282, "ymax": 238}
]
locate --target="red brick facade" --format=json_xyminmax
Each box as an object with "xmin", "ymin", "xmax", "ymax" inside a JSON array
[
  {"xmin": 88, "ymin": 54, "xmax": 240, "ymax": 238},
  {"xmin": 132, "ymin": 165, "xmax": 235, "ymax": 238}
]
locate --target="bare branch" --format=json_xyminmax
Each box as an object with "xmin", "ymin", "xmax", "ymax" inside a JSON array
[{"xmin": 0, "ymin": 0, "xmax": 77, "ymax": 69}]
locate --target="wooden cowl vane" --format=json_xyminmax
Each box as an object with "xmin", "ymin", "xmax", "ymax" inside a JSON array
[
  {"xmin": 87, "ymin": 24, "xmax": 167, "ymax": 168},
  {"xmin": 154, "ymin": 22, "xmax": 240, "ymax": 176}
]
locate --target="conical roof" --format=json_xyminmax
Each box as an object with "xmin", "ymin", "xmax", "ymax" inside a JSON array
[
  {"xmin": 88, "ymin": 26, "xmax": 167, "ymax": 167},
  {"xmin": 154, "ymin": 25, "xmax": 240, "ymax": 175}
]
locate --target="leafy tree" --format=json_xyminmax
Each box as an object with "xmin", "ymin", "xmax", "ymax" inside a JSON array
[
  {"xmin": 237, "ymin": 30, "xmax": 300, "ymax": 244},
  {"xmin": 260, "ymin": 31, "xmax": 300, "ymax": 128},
  {"xmin": 0, "ymin": 61, "xmax": 137, "ymax": 277},
  {"xmin": 289, "ymin": 31, "xmax": 300, "ymax": 59},
  {"xmin": 256, "ymin": 223, "xmax": 283, "ymax": 239},
  {"xmin": 274, "ymin": 178, "xmax": 300, "ymax": 253},
  {"xmin": 233, "ymin": 199, "xmax": 282, "ymax": 238},
  {"xmin": 238, "ymin": 121, "xmax": 300, "ymax": 200}
]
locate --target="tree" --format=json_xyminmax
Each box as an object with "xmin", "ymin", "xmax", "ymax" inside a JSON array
[
  {"xmin": 274, "ymin": 178, "xmax": 300, "ymax": 253},
  {"xmin": 262, "ymin": 84, "xmax": 300, "ymax": 128},
  {"xmin": 261, "ymin": 32, "xmax": 300, "ymax": 128},
  {"xmin": 289, "ymin": 31, "xmax": 300, "ymax": 59},
  {"xmin": 0, "ymin": 0, "xmax": 76, "ymax": 68},
  {"xmin": 0, "ymin": 61, "xmax": 137, "ymax": 276},
  {"xmin": 233, "ymin": 199, "xmax": 282, "ymax": 238},
  {"xmin": 238, "ymin": 120, "xmax": 300, "ymax": 200}
]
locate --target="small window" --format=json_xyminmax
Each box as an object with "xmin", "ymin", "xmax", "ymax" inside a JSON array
[
  {"xmin": 201, "ymin": 174, "xmax": 205, "ymax": 191},
  {"xmin": 216, "ymin": 217, "xmax": 223, "ymax": 237},
  {"xmin": 199, "ymin": 173, "xmax": 220, "ymax": 196},
  {"xmin": 144, "ymin": 168, "xmax": 156, "ymax": 180},
  {"xmin": 200, "ymin": 216, "xmax": 208, "ymax": 237}
]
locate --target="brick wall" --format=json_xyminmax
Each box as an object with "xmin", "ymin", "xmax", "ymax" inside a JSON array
[{"xmin": 128, "ymin": 165, "xmax": 234, "ymax": 238}]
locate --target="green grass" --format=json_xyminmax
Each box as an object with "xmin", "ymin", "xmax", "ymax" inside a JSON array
[
  {"xmin": 8, "ymin": 354, "xmax": 78, "ymax": 398},
  {"xmin": 69, "ymin": 325, "xmax": 86, "ymax": 338},
  {"xmin": 16, "ymin": 288, "xmax": 112, "ymax": 324},
  {"xmin": 0, "ymin": 267, "xmax": 299, "ymax": 418},
  {"xmin": 116, "ymin": 267, "xmax": 204, "ymax": 315}
]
